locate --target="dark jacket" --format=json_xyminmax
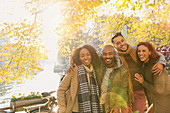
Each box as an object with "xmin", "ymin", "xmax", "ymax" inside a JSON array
[{"xmin": 141, "ymin": 60, "xmax": 170, "ymax": 113}]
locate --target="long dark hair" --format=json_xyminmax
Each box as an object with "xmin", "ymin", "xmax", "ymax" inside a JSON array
[
  {"xmin": 70, "ymin": 44, "xmax": 102, "ymax": 77},
  {"xmin": 137, "ymin": 42, "xmax": 160, "ymax": 62}
]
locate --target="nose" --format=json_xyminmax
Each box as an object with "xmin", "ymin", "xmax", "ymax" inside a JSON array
[
  {"xmin": 138, "ymin": 51, "xmax": 143, "ymax": 55},
  {"xmin": 84, "ymin": 55, "xmax": 88, "ymax": 59},
  {"xmin": 106, "ymin": 54, "xmax": 109, "ymax": 57},
  {"xmin": 120, "ymin": 41, "xmax": 124, "ymax": 46}
]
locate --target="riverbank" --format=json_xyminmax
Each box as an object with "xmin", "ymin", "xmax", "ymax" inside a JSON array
[{"xmin": 0, "ymin": 62, "xmax": 61, "ymax": 109}]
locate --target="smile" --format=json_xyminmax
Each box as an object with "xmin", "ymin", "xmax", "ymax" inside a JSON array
[
  {"xmin": 105, "ymin": 58, "xmax": 112, "ymax": 62},
  {"xmin": 139, "ymin": 56, "xmax": 144, "ymax": 59},
  {"xmin": 84, "ymin": 60, "xmax": 90, "ymax": 63}
]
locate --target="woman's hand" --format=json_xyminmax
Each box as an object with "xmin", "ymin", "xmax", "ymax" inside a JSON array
[{"xmin": 135, "ymin": 73, "xmax": 144, "ymax": 83}]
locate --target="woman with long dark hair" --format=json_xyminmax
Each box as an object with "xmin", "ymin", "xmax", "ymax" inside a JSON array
[
  {"xmin": 135, "ymin": 42, "xmax": 170, "ymax": 113},
  {"xmin": 57, "ymin": 45, "xmax": 103, "ymax": 113}
]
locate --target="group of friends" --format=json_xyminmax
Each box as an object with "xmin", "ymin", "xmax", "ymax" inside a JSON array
[{"xmin": 56, "ymin": 32, "xmax": 170, "ymax": 113}]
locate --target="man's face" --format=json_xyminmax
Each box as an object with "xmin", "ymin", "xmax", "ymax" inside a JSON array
[
  {"xmin": 102, "ymin": 46, "xmax": 115, "ymax": 66},
  {"xmin": 112, "ymin": 36, "xmax": 128, "ymax": 52}
]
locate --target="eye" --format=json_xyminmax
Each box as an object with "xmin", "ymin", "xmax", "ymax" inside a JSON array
[
  {"xmin": 116, "ymin": 42, "xmax": 120, "ymax": 45},
  {"xmin": 87, "ymin": 53, "xmax": 90, "ymax": 56},
  {"xmin": 109, "ymin": 52, "xmax": 113, "ymax": 55},
  {"xmin": 80, "ymin": 55, "xmax": 84, "ymax": 58},
  {"xmin": 121, "ymin": 39, "xmax": 124, "ymax": 42},
  {"xmin": 102, "ymin": 53, "xmax": 107, "ymax": 56}
]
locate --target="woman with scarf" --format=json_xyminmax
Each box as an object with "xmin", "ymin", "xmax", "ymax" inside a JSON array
[
  {"xmin": 135, "ymin": 42, "xmax": 170, "ymax": 113},
  {"xmin": 57, "ymin": 45, "xmax": 103, "ymax": 113}
]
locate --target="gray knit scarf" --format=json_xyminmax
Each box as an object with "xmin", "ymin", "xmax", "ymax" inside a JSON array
[{"xmin": 78, "ymin": 64, "xmax": 103, "ymax": 113}]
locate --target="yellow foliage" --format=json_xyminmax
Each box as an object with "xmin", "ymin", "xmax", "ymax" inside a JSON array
[
  {"xmin": 1, "ymin": 0, "xmax": 168, "ymax": 78},
  {"xmin": 0, "ymin": 20, "xmax": 48, "ymax": 84},
  {"xmin": 18, "ymin": 82, "xmax": 23, "ymax": 84}
]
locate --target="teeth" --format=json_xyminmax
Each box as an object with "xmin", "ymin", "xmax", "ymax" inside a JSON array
[
  {"xmin": 140, "ymin": 56, "xmax": 144, "ymax": 58},
  {"xmin": 105, "ymin": 58, "xmax": 111, "ymax": 62},
  {"xmin": 85, "ymin": 60, "xmax": 89, "ymax": 63},
  {"xmin": 122, "ymin": 45, "xmax": 125, "ymax": 48}
]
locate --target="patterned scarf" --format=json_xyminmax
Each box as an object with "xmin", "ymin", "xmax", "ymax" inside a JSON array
[{"xmin": 78, "ymin": 64, "xmax": 103, "ymax": 113}]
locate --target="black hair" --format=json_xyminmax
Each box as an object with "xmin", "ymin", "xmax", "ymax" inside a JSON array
[{"xmin": 111, "ymin": 32, "xmax": 124, "ymax": 44}]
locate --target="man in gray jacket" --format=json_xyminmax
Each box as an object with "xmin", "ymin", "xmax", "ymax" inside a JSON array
[{"xmin": 100, "ymin": 45, "xmax": 129, "ymax": 113}]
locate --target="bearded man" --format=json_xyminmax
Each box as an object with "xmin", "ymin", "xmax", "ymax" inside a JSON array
[{"xmin": 100, "ymin": 45, "xmax": 129, "ymax": 113}]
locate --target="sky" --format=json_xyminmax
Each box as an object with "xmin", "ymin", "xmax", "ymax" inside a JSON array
[{"xmin": 0, "ymin": 0, "xmax": 64, "ymax": 63}]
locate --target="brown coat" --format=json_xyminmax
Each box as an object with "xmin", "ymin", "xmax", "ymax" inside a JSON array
[
  {"xmin": 141, "ymin": 60, "xmax": 170, "ymax": 113},
  {"xmin": 57, "ymin": 67, "xmax": 79, "ymax": 113},
  {"xmin": 117, "ymin": 44, "xmax": 137, "ymax": 103}
]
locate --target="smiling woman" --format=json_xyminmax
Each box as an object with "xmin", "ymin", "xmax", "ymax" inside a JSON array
[
  {"xmin": 135, "ymin": 42, "xmax": 170, "ymax": 113},
  {"xmin": 79, "ymin": 48, "xmax": 92, "ymax": 68},
  {"xmin": 57, "ymin": 45, "xmax": 103, "ymax": 113},
  {"xmin": 137, "ymin": 45, "xmax": 151, "ymax": 63}
]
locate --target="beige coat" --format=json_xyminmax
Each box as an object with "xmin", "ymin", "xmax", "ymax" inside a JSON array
[{"xmin": 57, "ymin": 67, "xmax": 79, "ymax": 113}]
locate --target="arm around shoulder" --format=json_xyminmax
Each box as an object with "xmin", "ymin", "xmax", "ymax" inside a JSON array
[{"xmin": 157, "ymin": 52, "xmax": 166, "ymax": 66}]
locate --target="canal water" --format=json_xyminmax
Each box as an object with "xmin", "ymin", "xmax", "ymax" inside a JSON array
[{"xmin": 0, "ymin": 62, "xmax": 62, "ymax": 108}]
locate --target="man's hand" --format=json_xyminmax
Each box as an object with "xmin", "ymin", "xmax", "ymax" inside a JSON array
[
  {"xmin": 135, "ymin": 73, "xmax": 144, "ymax": 83},
  {"xmin": 152, "ymin": 63, "xmax": 163, "ymax": 76}
]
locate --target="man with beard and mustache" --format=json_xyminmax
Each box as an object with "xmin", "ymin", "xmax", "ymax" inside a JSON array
[
  {"xmin": 111, "ymin": 32, "xmax": 166, "ymax": 113},
  {"xmin": 100, "ymin": 45, "xmax": 129, "ymax": 113}
]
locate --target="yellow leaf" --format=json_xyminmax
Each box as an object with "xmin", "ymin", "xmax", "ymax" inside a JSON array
[
  {"xmin": 4, "ymin": 23, "xmax": 8, "ymax": 25},
  {"xmin": 18, "ymin": 82, "xmax": 23, "ymax": 84}
]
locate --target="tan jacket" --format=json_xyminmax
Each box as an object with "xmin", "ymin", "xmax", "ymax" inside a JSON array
[{"xmin": 57, "ymin": 67, "xmax": 79, "ymax": 113}]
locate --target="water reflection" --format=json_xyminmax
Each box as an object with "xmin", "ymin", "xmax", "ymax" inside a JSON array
[
  {"xmin": 0, "ymin": 63, "xmax": 61, "ymax": 108},
  {"xmin": 0, "ymin": 82, "xmax": 14, "ymax": 107}
]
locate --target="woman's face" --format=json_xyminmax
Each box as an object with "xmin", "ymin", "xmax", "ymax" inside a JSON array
[
  {"xmin": 137, "ymin": 45, "xmax": 151, "ymax": 63},
  {"xmin": 79, "ymin": 48, "xmax": 92, "ymax": 67}
]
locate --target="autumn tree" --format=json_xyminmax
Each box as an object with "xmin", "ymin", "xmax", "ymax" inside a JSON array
[
  {"xmin": 1, "ymin": 0, "xmax": 169, "ymax": 84},
  {"xmin": 0, "ymin": 19, "xmax": 47, "ymax": 84},
  {"xmin": 91, "ymin": 0, "xmax": 170, "ymax": 47},
  {"xmin": 56, "ymin": 0, "xmax": 169, "ymax": 57},
  {"xmin": 24, "ymin": 0, "xmax": 109, "ymax": 57}
]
